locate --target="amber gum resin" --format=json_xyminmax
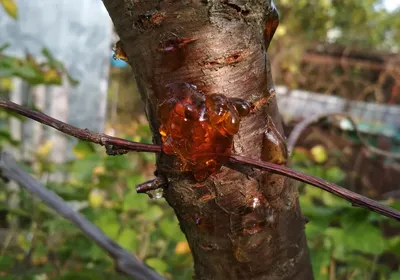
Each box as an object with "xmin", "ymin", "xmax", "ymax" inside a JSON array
[{"xmin": 157, "ymin": 83, "xmax": 250, "ymax": 181}]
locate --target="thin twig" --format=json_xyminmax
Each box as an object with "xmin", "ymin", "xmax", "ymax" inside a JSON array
[
  {"xmin": 1, "ymin": 98, "xmax": 399, "ymax": 221},
  {"xmin": 287, "ymin": 112, "xmax": 400, "ymax": 159},
  {"xmin": 136, "ymin": 177, "xmax": 167, "ymax": 194},
  {"xmin": 229, "ymin": 155, "xmax": 400, "ymax": 221},
  {"xmin": 0, "ymin": 152, "xmax": 164, "ymax": 280},
  {"xmin": 0, "ymin": 99, "xmax": 160, "ymax": 153}
]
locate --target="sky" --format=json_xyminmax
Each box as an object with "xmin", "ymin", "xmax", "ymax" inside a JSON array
[{"xmin": 383, "ymin": 0, "xmax": 400, "ymax": 11}]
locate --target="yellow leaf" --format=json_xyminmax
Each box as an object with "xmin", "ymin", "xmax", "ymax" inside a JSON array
[
  {"xmin": 34, "ymin": 274, "xmax": 48, "ymax": 280},
  {"xmin": 36, "ymin": 140, "xmax": 53, "ymax": 158},
  {"xmin": 310, "ymin": 145, "xmax": 328, "ymax": 163},
  {"xmin": 0, "ymin": 78, "xmax": 13, "ymax": 91},
  {"xmin": 74, "ymin": 151, "xmax": 85, "ymax": 159},
  {"xmin": 103, "ymin": 200, "xmax": 116, "ymax": 209},
  {"xmin": 276, "ymin": 25, "xmax": 286, "ymax": 37},
  {"xmin": 16, "ymin": 253, "xmax": 24, "ymax": 261},
  {"xmin": 43, "ymin": 69, "xmax": 62, "ymax": 84},
  {"xmin": 89, "ymin": 189, "xmax": 106, "ymax": 208},
  {"xmin": 0, "ymin": 0, "xmax": 18, "ymax": 19},
  {"xmin": 93, "ymin": 165, "xmax": 105, "ymax": 176},
  {"xmin": 175, "ymin": 241, "xmax": 191, "ymax": 255},
  {"xmin": 31, "ymin": 256, "xmax": 48, "ymax": 266}
]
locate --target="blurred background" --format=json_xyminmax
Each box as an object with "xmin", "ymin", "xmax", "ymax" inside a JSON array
[{"xmin": 0, "ymin": 0, "xmax": 399, "ymax": 279}]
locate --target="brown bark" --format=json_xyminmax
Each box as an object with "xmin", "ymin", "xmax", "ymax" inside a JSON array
[{"xmin": 103, "ymin": 1, "xmax": 313, "ymax": 279}]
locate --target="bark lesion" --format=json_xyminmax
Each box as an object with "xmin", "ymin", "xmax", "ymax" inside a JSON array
[
  {"xmin": 221, "ymin": 1, "xmax": 251, "ymax": 16},
  {"xmin": 135, "ymin": 10, "xmax": 166, "ymax": 31}
]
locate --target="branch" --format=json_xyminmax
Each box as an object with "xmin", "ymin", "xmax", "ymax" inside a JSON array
[
  {"xmin": 0, "ymin": 152, "xmax": 164, "ymax": 280},
  {"xmin": 229, "ymin": 155, "xmax": 399, "ymax": 221},
  {"xmin": 0, "ymin": 99, "xmax": 160, "ymax": 153},
  {"xmin": 287, "ymin": 112, "xmax": 400, "ymax": 159},
  {"xmin": 1, "ymin": 98, "xmax": 399, "ymax": 221}
]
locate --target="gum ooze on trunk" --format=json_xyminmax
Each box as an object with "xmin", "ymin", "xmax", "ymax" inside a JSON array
[{"xmin": 158, "ymin": 83, "xmax": 250, "ymax": 181}]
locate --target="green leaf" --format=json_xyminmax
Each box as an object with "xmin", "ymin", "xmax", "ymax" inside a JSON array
[
  {"xmin": 142, "ymin": 205, "xmax": 164, "ymax": 221},
  {"xmin": 324, "ymin": 166, "xmax": 345, "ymax": 183},
  {"xmin": 326, "ymin": 223, "xmax": 386, "ymax": 255},
  {"xmin": 70, "ymin": 154, "xmax": 101, "ymax": 181},
  {"xmin": 126, "ymin": 174, "xmax": 145, "ymax": 190},
  {"xmin": 0, "ymin": 0, "xmax": 18, "ymax": 19},
  {"xmin": 389, "ymin": 200, "xmax": 400, "ymax": 211},
  {"xmin": 60, "ymin": 270, "xmax": 110, "ymax": 280},
  {"xmin": 387, "ymin": 236, "xmax": 400, "ymax": 254},
  {"xmin": 339, "ymin": 208, "xmax": 372, "ymax": 229},
  {"xmin": 15, "ymin": 65, "xmax": 42, "ymax": 83},
  {"xmin": 41, "ymin": 48, "xmax": 57, "ymax": 64},
  {"xmin": 145, "ymin": 258, "xmax": 168, "ymax": 274},
  {"xmin": 291, "ymin": 148, "xmax": 311, "ymax": 164},
  {"xmin": 390, "ymin": 271, "xmax": 400, "ymax": 280},
  {"xmin": 0, "ymin": 43, "xmax": 10, "ymax": 52},
  {"xmin": 309, "ymin": 248, "xmax": 330, "ymax": 278},
  {"xmin": 159, "ymin": 218, "xmax": 185, "ymax": 242},
  {"xmin": 104, "ymin": 154, "xmax": 130, "ymax": 170},
  {"xmin": 141, "ymin": 152, "xmax": 156, "ymax": 163},
  {"xmin": 0, "ymin": 256, "xmax": 15, "ymax": 270},
  {"xmin": 320, "ymin": 191, "xmax": 348, "ymax": 208},
  {"xmin": 41, "ymin": 48, "xmax": 79, "ymax": 86},
  {"xmin": 94, "ymin": 211, "xmax": 120, "ymax": 239},
  {"xmin": 88, "ymin": 243, "xmax": 108, "ymax": 261},
  {"xmin": 123, "ymin": 190, "xmax": 149, "ymax": 212},
  {"xmin": 73, "ymin": 140, "xmax": 96, "ymax": 158},
  {"xmin": 117, "ymin": 228, "xmax": 137, "ymax": 251},
  {"xmin": 305, "ymin": 219, "xmax": 328, "ymax": 239},
  {"xmin": 1, "ymin": 109, "xmax": 26, "ymax": 121},
  {"xmin": 66, "ymin": 72, "xmax": 79, "ymax": 86},
  {"xmin": 0, "ymin": 129, "xmax": 20, "ymax": 146}
]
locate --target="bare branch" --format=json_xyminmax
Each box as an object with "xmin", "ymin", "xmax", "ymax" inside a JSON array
[
  {"xmin": 287, "ymin": 112, "xmax": 400, "ymax": 159},
  {"xmin": 0, "ymin": 152, "xmax": 164, "ymax": 280},
  {"xmin": 1, "ymin": 98, "xmax": 399, "ymax": 221},
  {"xmin": 136, "ymin": 177, "xmax": 167, "ymax": 194},
  {"xmin": 229, "ymin": 155, "xmax": 400, "ymax": 221},
  {"xmin": 0, "ymin": 99, "xmax": 161, "ymax": 153}
]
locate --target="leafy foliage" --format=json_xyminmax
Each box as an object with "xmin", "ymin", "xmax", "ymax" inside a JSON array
[
  {"xmin": 0, "ymin": 0, "xmax": 78, "ymax": 87},
  {"xmin": 0, "ymin": 132, "xmax": 193, "ymax": 279},
  {"xmin": 0, "ymin": 46, "xmax": 78, "ymax": 86},
  {"xmin": 275, "ymin": 0, "xmax": 400, "ymax": 51},
  {"xmin": 293, "ymin": 147, "xmax": 400, "ymax": 280},
  {"xmin": 271, "ymin": 0, "xmax": 400, "ymax": 89},
  {"xmin": 1, "ymin": 127, "xmax": 399, "ymax": 279}
]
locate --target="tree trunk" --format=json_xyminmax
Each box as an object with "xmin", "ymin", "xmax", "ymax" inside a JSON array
[{"xmin": 103, "ymin": 1, "xmax": 313, "ymax": 279}]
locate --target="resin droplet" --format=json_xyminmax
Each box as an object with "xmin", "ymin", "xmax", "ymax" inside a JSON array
[
  {"xmin": 230, "ymin": 98, "xmax": 251, "ymax": 117},
  {"xmin": 261, "ymin": 117, "xmax": 288, "ymax": 165},
  {"xmin": 146, "ymin": 188, "xmax": 164, "ymax": 200},
  {"xmin": 264, "ymin": 1, "xmax": 279, "ymax": 51},
  {"xmin": 113, "ymin": 40, "xmax": 128, "ymax": 62},
  {"xmin": 157, "ymin": 83, "xmax": 248, "ymax": 181}
]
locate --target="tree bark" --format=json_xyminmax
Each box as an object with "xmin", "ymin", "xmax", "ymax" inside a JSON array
[{"xmin": 103, "ymin": 1, "xmax": 313, "ymax": 279}]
